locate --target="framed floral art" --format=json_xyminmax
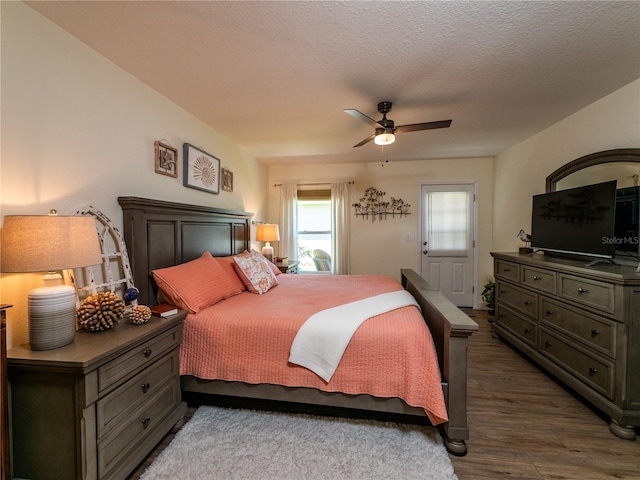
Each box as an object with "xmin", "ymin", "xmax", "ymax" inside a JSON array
[{"xmin": 183, "ymin": 143, "xmax": 220, "ymax": 194}]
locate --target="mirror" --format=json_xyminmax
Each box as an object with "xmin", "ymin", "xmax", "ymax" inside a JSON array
[
  {"xmin": 545, "ymin": 148, "xmax": 640, "ymax": 270},
  {"xmin": 546, "ymin": 149, "xmax": 640, "ymax": 192}
]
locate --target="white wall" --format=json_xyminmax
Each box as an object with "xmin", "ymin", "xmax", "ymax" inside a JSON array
[
  {"xmin": 0, "ymin": 3, "xmax": 267, "ymax": 347},
  {"xmin": 268, "ymin": 157, "xmax": 495, "ymax": 307},
  {"xmin": 493, "ymin": 79, "xmax": 640, "ymax": 252}
]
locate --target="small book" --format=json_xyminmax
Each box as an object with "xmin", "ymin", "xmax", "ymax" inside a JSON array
[{"xmin": 150, "ymin": 304, "xmax": 178, "ymax": 317}]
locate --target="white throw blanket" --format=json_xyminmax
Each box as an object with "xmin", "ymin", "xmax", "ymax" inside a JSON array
[{"xmin": 288, "ymin": 290, "xmax": 420, "ymax": 382}]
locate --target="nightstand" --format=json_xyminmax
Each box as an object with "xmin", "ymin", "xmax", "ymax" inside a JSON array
[
  {"xmin": 8, "ymin": 311, "xmax": 187, "ymax": 480},
  {"xmin": 275, "ymin": 260, "xmax": 299, "ymax": 274},
  {"xmin": 1, "ymin": 305, "xmax": 11, "ymax": 480}
]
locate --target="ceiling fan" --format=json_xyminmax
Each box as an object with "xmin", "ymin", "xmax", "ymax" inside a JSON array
[{"xmin": 344, "ymin": 101, "xmax": 452, "ymax": 148}]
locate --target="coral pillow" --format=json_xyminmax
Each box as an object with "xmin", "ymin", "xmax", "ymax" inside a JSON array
[
  {"xmin": 215, "ymin": 255, "xmax": 248, "ymax": 292},
  {"xmin": 233, "ymin": 250, "xmax": 278, "ymax": 294},
  {"xmin": 266, "ymin": 257, "xmax": 282, "ymax": 276},
  {"xmin": 152, "ymin": 251, "xmax": 242, "ymax": 313}
]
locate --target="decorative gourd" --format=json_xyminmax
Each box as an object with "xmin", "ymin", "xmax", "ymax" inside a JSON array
[
  {"xmin": 77, "ymin": 291, "xmax": 125, "ymax": 331},
  {"xmin": 129, "ymin": 305, "xmax": 152, "ymax": 325}
]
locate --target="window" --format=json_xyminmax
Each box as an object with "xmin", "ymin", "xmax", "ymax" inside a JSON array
[
  {"xmin": 297, "ymin": 189, "xmax": 331, "ymax": 272},
  {"xmin": 426, "ymin": 190, "xmax": 470, "ymax": 255}
]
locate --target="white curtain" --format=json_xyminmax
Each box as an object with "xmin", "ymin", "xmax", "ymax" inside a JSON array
[
  {"xmin": 279, "ymin": 184, "xmax": 298, "ymax": 260},
  {"xmin": 331, "ymin": 183, "xmax": 350, "ymax": 274}
]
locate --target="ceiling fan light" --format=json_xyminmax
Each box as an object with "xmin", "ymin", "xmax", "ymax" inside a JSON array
[{"xmin": 374, "ymin": 129, "xmax": 395, "ymax": 146}]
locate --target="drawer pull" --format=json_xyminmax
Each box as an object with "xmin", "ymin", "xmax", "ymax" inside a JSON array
[
  {"xmin": 546, "ymin": 310, "xmax": 553, "ymax": 315},
  {"xmin": 503, "ymin": 267, "xmax": 511, "ymax": 272},
  {"xmin": 141, "ymin": 383, "xmax": 151, "ymax": 394},
  {"xmin": 589, "ymin": 368, "xmax": 598, "ymax": 375},
  {"xmin": 533, "ymin": 275, "xmax": 540, "ymax": 281},
  {"xmin": 143, "ymin": 349, "xmax": 153, "ymax": 358},
  {"xmin": 524, "ymin": 301, "xmax": 532, "ymax": 305},
  {"xmin": 544, "ymin": 341, "xmax": 552, "ymax": 347},
  {"xmin": 591, "ymin": 329, "xmax": 600, "ymax": 337},
  {"xmin": 142, "ymin": 417, "xmax": 151, "ymax": 429},
  {"xmin": 577, "ymin": 287, "xmax": 589, "ymax": 294},
  {"xmin": 524, "ymin": 328, "xmax": 531, "ymax": 334}
]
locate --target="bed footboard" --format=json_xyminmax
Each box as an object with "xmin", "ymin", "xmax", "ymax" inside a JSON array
[{"xmin": 401, "ymin": 269, "xmax": 478, "ymax": 455}]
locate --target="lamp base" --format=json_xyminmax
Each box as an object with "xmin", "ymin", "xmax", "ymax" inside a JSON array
[
  {"xmin": 261, "ymin": 243, "xmax": 274, "ymax": 262},
  {"xmin": 28, "ymin": 285, "xmax": 77, "ymax": 350}
]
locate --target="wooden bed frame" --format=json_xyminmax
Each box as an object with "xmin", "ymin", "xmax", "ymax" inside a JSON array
[{"xmin": 118, "ymin": 196, "xmax": 478, "ymax": 455}]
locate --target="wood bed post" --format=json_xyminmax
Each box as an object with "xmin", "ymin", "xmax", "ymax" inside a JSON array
[{"xmin": 401, "ymin": 269, "xmax": 478, "ymax": 455}]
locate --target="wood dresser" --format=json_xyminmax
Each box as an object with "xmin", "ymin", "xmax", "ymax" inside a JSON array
[
  {"xmin": 8, "ymin": 312, "xmax": 187, "ymax": 480},
  {"xmin": 491, "ymin": 252, "xmax": 640, "ymax": 440}
]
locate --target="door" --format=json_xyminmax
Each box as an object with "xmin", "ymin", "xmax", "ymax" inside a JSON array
[{"xmin": 421, "ymin": 183, "xmax": 475, "ymax": 307}]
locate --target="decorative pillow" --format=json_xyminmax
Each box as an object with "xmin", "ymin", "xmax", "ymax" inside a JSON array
[
  {"xmin": 151, "ymin": 251, "xmax": 243, "ymax": 313},
  {"xmin": 245, "ymin": 249, "xmax": 281, "ymax": 276},
  {"xmin": 215, "ymin": 255, "xmax": 248, "ymax": 292},
  {"xmin": 233, "ymin": 250, "xmax": 278, "ymax": 294}
]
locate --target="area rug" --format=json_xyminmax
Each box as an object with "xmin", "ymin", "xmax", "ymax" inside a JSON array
[{"xmin": 140, "ymin": 406, "xmax": 458, "ymax": 480}]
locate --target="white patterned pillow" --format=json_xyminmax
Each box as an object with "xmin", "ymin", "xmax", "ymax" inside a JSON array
[{"xmin": 233, "ymin": 250, "xmax": 278, "ymax": 294}]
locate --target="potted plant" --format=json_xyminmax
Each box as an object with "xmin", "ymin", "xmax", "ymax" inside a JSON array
[{"xmin": 481, "ymin": 281, "xmax": 495, "ymax": 319}]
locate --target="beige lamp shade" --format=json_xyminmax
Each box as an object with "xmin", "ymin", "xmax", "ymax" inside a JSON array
[
  {"xmin": 1, "ymin": 215, "xmax": 103, "ymax": 273},
  {"xmin": 255, "ymin": 224, "xmax": 280, "ymax": 243}
]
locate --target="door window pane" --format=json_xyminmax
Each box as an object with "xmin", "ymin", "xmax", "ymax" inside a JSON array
[{"xmin": 428, "ymin": 191, "xmax": 469, "ymax": 255}]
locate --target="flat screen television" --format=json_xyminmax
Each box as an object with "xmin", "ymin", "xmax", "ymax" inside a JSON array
[{"xmin": 530, "ymin": 180, "xmax": 617, "ymax": 259}]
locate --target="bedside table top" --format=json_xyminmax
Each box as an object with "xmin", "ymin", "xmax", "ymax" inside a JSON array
[
  {"xmin": 274, "ymin": 260, "xmax": 298, "ymax": 267},
  {"xmin": 274, "ymin": 260, "xmax": 299, "ymax": 273},
  {"xmin": 8, "ymin": 310, "xmax": 187, "ymax": 371}
]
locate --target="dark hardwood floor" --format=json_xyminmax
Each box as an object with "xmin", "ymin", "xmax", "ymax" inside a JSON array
[
  {"xmin": 128, "ymin": 311, "xmax": 640, "ymax": 479},
  {"xmin": 450, "ymin": 311, "xmax": 640, "ymax": 479}
]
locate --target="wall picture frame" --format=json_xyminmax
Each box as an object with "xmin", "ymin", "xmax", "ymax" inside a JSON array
[
  {"xmin": 183, "ymin": 143, "xmax": 220, "ymax": 194},
  {"xmin": 222, "ymin": 167, "xmax": 234, "ymax": 192},
  {"xmin": 154, "ymin": 141, "xmax": 178, "ymax": 178}
]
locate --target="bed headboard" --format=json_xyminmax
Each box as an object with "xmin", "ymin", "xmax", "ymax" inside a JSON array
[{"xmin": 118, "ymin": 196, "xmax": 253, "ymax": 306}]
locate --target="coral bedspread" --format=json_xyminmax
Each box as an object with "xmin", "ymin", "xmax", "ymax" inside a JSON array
[{"xmin": 180, "ymin": 274, "xmax": 448, "ymax": 425}]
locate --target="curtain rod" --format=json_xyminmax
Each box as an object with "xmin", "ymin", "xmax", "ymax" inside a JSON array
[{"xmin": 273, "ymin": 180, "xmax": 355, "ymax": 187}]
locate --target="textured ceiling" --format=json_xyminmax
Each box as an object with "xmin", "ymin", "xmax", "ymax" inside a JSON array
[{"xmin": 26, "ymin": 1, "xmax": 640, "ymax": 165}]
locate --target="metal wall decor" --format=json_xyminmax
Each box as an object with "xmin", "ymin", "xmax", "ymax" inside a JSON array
[{"xmin": 352, "ymin": 187, "xmax": 411, "ymax": 222}]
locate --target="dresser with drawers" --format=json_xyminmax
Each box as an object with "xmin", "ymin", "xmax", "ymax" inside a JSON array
[
  {"xmin": 491, "ymin": 252, "xmax": 640, "ymax": 440},
  {"xmin": 8, "ymin": 312, "xmax": 187, "ymax": 480}
]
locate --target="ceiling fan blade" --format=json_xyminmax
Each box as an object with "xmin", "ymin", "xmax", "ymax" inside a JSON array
[
  {"xmin": 344, "ymin": 109, "xmax": 383, "ymax": 128},
  {"xmin": 395, "ymin": 119, "xmax": 452, "ymax": 134},
  {"xmin": 353, "ymin": 133, "xmax": 375, "ymax": 148}
]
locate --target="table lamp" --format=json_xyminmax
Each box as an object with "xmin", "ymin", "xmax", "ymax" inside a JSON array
[
  {"xmin": 1, "ymin": 213, "xmax": 103, "ymax": 350},
  {"xmin": 255, "ymin": 224, "xmax": 280, "ymax": 262}
]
